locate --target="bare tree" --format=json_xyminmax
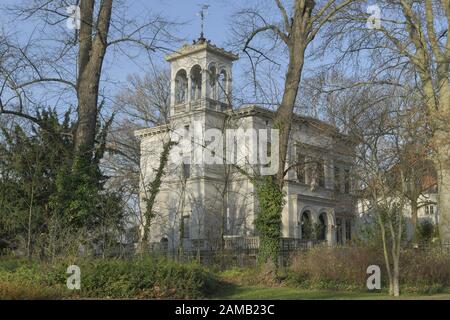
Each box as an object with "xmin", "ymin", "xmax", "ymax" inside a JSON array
[
  {"xmin": 0, "ymin": 0, "xmax": 177, "ymax": 163},
  {"xmin": 346, "ymin": 85, "xmax": 405, "ymax": 296},
  {"xmin": 321, "ymin": 0, "xmax": 450, "ymax": 243},
  {"xmin": 232, "ymin": 0, "xmax": 359, "ymax": 268}
]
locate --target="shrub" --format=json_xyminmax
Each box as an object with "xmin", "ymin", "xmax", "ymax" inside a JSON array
[
  {"xmin": 287, "ymin": 247, "xmax": 383, "ymax": 290},
  {"xmin": 287, "ymin": 246, "xmax": 450, "ymax": 293},
  {"xmin": 0, "ymin": 257, "xmax": 217, "ymax": 299},
  {"xmin": 71, "ymin": 258, "xmax": 217, "ymax": 299},
  {"xmin": 0, "ymin": 281, "xmax": 67, "ymax": 300},
  {"xmin": 417, "ymin": 220, "xmax": 435, "ymax": 243},
  {"xmin": 400, "ymin": 249, "xmax": 450, "ymax": 294}
]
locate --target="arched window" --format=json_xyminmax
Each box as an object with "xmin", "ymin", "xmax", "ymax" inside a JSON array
[
  {"xmin": 190, "ymin": 65, "xmax": 202, "ymax": 101},
  {"xmin": 175, "ymin": 69, "xmax": 187, "ymax": 104},
  {"xmin": 300, "ymin": 211, "xmax": 313, "ymax": 240},
  {"xmin": 160, "ymin": 237, "xmax": 168, "ymax": 251},
  {"xmin": 208, "ymin": 65, "xmax": 217, "ymax": 99},
  {"xmin": 317, "ymin": 213, "xmax": 327, "ymax": 240},
  {"xmin": 218, "ymin": 70, "xmax": 228, "ymax": 103}
]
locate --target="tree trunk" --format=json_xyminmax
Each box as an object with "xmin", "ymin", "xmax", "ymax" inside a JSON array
[
  {"xmin": 27, "ymin": 186, "xmax": 34, "ymax": 260},
  {"xmin": 410, "ymin": 199, "xmax": 418, "ymax": 243},
  {"xmin": 273, "ymin": 0, "xmax": 313, "ymax": 189},
  {"xmin": 436, "ymin": 140, "xmax": 450, "ymax": 243},
  {"xmin": 74, "ymin": 0, "xmax": 113, "ymax": 156},
  {"xmin": 393, "ymin": 258, "xmax": 400, "ymax": 297},
  {"xmin": 274, "ymin": 51, "xmax": 305, "ymax": 188},
  {"xmin": 433, "ymin": 78, "xmax": 450, "ymax": 243}
]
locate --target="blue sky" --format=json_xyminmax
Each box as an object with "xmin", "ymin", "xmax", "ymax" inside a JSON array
[
  {"xmin": 1, "ymin": 0, "xmax": 342, "ymax": 118},
  {"xmin": 0, "ymin": 0, "xmax": 255, "ymax": 111}
]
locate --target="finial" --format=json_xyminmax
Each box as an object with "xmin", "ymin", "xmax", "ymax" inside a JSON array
[{"xmin": 197, "ymin": 4, "xmax": 210, "ymax": 41}]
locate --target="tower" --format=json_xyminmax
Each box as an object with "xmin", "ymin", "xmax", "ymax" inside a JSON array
[{"xmin": 165, "ymin": 38, "xmax": 238, "ymax": 117}]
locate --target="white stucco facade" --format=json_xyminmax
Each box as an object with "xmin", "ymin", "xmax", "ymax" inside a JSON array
[{"xmin": 135, "ymin": 39, "xmax": 356, "ymax": 250}]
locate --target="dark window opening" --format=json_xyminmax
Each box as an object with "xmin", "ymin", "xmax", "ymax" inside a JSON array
[
  {"xmin": 345, "ymin": 220, "xmax": 352, "ymax": 241},
  {"xmin": 182, "ymin": 161, "xmax": 190, "ymax": 179},
  {"xmin": 334, "ymin": 166, "xmax": 341, "ymax": 192},
  {"xmin": 317, "ymin": 159, "xmax": 325, "ymax": 187},
  {"xmin": 182, "ymin": 216, "xmax": 190, "ymax": 239},
  {"xmin": 317, "ymin": 213, "xmax": 327, "ymax": 240},
  {"xmin": 296, "ymin": 153, "xmax": 306, "ymax": 183},
  {"xmin": 336, "ymin": 218, "xmax": 343, "ymax": 245},
  {"xmin": 344, "ymin": 169, "xmax": 351, "ymax": 194},
  {"xmin": 300, "ymin": 211, "xmax": 313, "ymax": 240}
]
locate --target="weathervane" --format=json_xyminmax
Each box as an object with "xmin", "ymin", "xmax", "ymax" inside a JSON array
[{"xmin": 197, "ymin": 4, "xmax": 210, "ymax": 40}]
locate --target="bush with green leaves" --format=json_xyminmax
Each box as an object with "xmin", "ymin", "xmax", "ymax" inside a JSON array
[
  {"xmin": 416, "ymin": 219, "xmax": 436, "ymax": 243},
  {"xmin": 0, "ymin": 109, "xmax": 125, "ymax": 258},
  {"xmin": 0, "ymin": 257, "xmax": 217, "ymax": 299}
]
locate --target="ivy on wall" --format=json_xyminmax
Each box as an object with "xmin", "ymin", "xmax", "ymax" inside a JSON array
[{"xmin": 254, "ymin": 176, "xmax": 285, "ymax": 268}]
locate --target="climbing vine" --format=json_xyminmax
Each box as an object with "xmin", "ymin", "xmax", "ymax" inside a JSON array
[
  {"xmin": 140, "ymin": 140, "xmax": 177, "ymax": 252},
  {"xmin": 254, "ymin": 175, "xmax": 285, "ymax": 268}
]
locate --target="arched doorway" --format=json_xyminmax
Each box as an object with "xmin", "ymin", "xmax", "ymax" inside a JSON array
[
  {"xmin": 317, "ymin": 213, "xmax": 327, "ymax": 241},
  {"xmin": 300, "ymin": 210, "xmax": 313, "ymax": 240}
]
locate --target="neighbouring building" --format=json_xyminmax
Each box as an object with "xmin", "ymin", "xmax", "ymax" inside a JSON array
[
  {"xmin": 135, "ymin": 37, "xmax": 356, "ymax": 251},
  {"xmin": 357, "ymin": 162, "xmax": 439, "ymax": 241}
]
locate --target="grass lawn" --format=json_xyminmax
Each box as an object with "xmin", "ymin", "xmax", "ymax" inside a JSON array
[{"xmin": 212, "ymin": 285, "xmax": 450, "ymax": 300}]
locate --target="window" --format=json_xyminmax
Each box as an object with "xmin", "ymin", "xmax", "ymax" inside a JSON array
[
  {"xmin": 296, "ymin": 154, "xmax": 305, "ymax": 183},
  {"xmin": 182, "ymin": 163, "xmax": 190, "ymax": 179},
  {"xmin": 160, "ymin": 237, "xmax": 169, "ymax": 251},
  {"xmin": 208, "ymin": 65, "xmax": 217, "ymax": 99},
  {"xmin": 345, "ymin": 220, "xmax": 352, "ymax": 241},
  {"xmin": 317, "ymin": 159, "xmax": 325, "ymax": 187},
  {"xmin": 426, "ymin": 205, "xmax": 435, "ymax": 215},
  {"xmin": 218, "ymin": 70, "xmax": 227, "ymax": 103},
  {"xmin": 263, "ymin": 141, "xmax": 272, "ymax": 168},
  {"xmin": 300, "ymin": 211, "xmax": 313, "ymax": 240},
  {"xmin": 336, "ymin": 218, "xmax": 343, "ymax": 245},
  {"xmin": 344, "ymin": 169, "xmax": 351, "ymax": 194},
  {"xmin": 182, "ymin": 216, "xmax": 190, "ymax": 239},
  {"xmin": 190, "ymin": 65, "xmax": 202, "ymax": 101},
  {"xmin": 226, "ymin": 208, "xmax": 231, "ymax": 234},
  {"xmin": 334, "ymin": 166, "xmax": 341, "ymax": 192},
  {"xmin": 175, "ymin": 69, "xmax": 188, "ymax": 104}
]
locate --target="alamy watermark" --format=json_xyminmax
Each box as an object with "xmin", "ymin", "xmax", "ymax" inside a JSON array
[
  {"xmin": 366, "ymin": 265, "xmax": 381, "ymax": 290},
  {"xmin": 66, "ymin": 5, "xmax": 81, "ymax": 30},
  {"xmin": 367, "ymin": 5, "xmax": 381, "ymax": 30},
  {"xmin": 66, "ymin": 265, "xmax": 81, "ymax": 290},
  {"xmin": 169, "ymin": 121, "xmax": 279, "ymax": 176}
]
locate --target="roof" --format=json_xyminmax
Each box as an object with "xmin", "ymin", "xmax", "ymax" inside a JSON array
[
  {"xmin": 165, "ymin": 38, "xmax": 239, "ymax": 62},
  {"xmin": 227, "ymin": 105, "xmax": 351, "ymax": 141},
  {"xmin": 134, "ymin": 124, "xmax": 169, "ymax": 139},
  {"xmin": 133, "ymin": 105, "xmax": 351, "ymax": 143}
]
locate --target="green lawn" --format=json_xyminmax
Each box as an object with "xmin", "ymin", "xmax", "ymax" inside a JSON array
[{"xmin": 212, "ymin": 285, "xmax": 450, "ymax": 300}]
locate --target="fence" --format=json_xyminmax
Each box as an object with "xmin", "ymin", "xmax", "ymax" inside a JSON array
[
  {"xmin": 146, "ymin": 237, "xmax": 450, "ymax": 269},
  {"xmin": 403, "ymin": 241, "xmax": 450, "ymax": 253},
  {"xmin": 148, "ymin": 237, "xmax": 328, "ymax": 268}
]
